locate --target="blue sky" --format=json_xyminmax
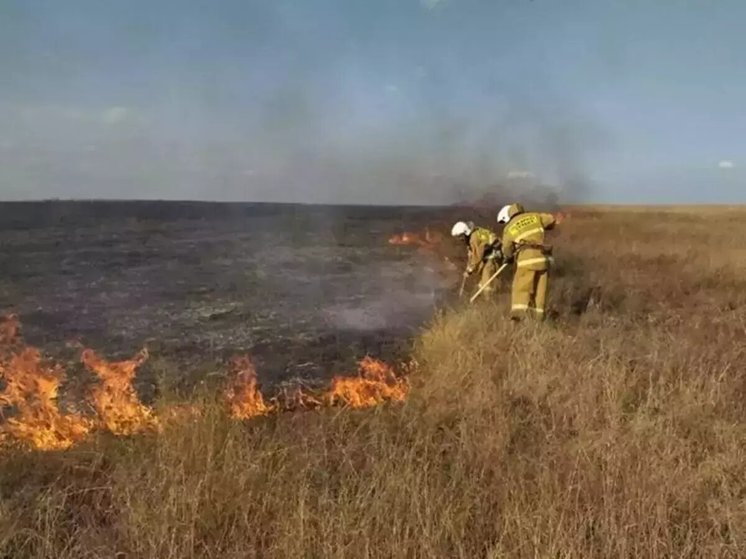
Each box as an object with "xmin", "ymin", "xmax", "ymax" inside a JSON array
[{"xmin": 1, "ymin": 0, "xmax": 744, "ymax": 203}]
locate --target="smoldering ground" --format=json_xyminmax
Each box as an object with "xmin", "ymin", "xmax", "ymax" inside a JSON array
[{"xmin": 0, "ymin": 201, "xmax": 458, "ymax": 391}]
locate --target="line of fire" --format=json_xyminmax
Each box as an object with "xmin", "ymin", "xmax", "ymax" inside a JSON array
[{"xmin": 0, "ymin": 314, "xmax": 409, "ymax": 451}]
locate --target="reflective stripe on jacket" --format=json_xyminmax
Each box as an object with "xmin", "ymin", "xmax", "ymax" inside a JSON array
[{"xmin": 501, "ymin": 212, "xmax": 556, "ymax": 271}]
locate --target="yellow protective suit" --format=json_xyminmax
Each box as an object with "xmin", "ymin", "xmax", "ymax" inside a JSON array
[
  {"xmin": 465, "ymin": 227, "xmax": 501, "ymax": 295},
  {"xmin": 500, "ymin": 204, "xmax": 556, "ymax": 320}
]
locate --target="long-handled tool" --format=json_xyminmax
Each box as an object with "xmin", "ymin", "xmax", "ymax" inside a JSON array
[
  {"xmin": 469, "ymin": 263, "xmax": 508, "ymax": 303},
  {"xmin": 458, "ymin": 273, "xmax": 468, "ymax": 298}
]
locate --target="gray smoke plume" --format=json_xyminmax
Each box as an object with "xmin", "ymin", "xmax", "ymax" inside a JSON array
[{"xmin": 0, "ymin": 1, "xmax": 609, "ymax": 204}]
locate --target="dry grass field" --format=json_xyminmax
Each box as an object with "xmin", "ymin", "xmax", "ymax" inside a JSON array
[{"xmin": 0, "ymin": 206, "xmax": 744, "ymax": 558}]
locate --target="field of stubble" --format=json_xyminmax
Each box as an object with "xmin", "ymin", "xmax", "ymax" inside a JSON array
[{"xmin": 1, "ymin": 206, "xmax": 745, "ymax": 558}]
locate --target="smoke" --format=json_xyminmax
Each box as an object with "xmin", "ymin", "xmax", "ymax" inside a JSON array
[
  {"xmin": 0, "ymin": 1, "xmax": 609, "ymax": 204},
  {"xmin": 232, "ymin": 74, "xmax": 606, "ymax": 206},
  {"xmin": 321, "ymin": 258, "xmax": 448, "ymax": 332}
]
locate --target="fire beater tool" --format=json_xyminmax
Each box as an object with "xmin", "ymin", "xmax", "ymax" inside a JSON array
[{"xmin": 469, "ymin": 263, "xmax": 508, "ymax": 303}]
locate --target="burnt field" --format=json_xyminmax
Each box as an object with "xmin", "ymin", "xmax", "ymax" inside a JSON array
[
  {"xmin": 0, "ymin": 201, "xmax": 460, "ymax": 390},
  {"xmin": 1, "ymin": 205, "xmax": 745, "ymax": 557}
]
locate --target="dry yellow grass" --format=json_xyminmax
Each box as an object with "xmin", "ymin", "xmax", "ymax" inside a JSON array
[{"xmin": 0, "ymin": 207, "xmax": 744, "ymax": 558}]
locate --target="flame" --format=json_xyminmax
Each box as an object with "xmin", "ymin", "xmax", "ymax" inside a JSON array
[
  {"xmin": 324, "ymin": 356, "xmax": 409, "ymax": 409},
  {"xmin": 223, "ymin": 355, "xmax": 274, "ymax": 419},
  {"xmin": 388, "ymin": 227, "xmax": 443, "ymax": 249},
  {"xmin": 1, "ymin": 314, "xmax": 410, "ymax": 450},
  {"xmin": 81, "ymin": 348, "xmax": 160, "ymax": 435},
  {"xmin": 388, "ymin": 227, "xmax": 456, "ymax": 273},
  {"xmin": 225, "ymin": 355, "xmax": 409, "ymax": 415},
  {"xmin": 0, "ymin": 317, "xmax": 92, "ymax": 450}
]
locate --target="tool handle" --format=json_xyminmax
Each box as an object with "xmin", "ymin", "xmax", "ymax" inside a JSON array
[
  {"xmin": 458, "ymin": 274, "xmax": 467, "ymax": 297},
  {"xmin": 469, "ymin": 263, "xmax": 508, "ymax": 303}
]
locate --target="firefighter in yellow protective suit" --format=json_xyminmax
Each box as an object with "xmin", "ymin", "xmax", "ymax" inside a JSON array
[
  {"xmin": 497, "ymin": 203, "xmax": 556, "ymax": 320},
  {"xmin": 450, "ymin": 221, "xmax": 502, "ymax": 296}
]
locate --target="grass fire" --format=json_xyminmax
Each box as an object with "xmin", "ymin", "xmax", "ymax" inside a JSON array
[
  {"xmin": 0, "ymin": 205, "xmax": 744, "ymax": 558},
  {"xmin": 0, "ymin": 345, "xmax": 92, "ymax": 451},
  {"xmin": 388, "ymin": 227, "xmax": 443, "ymax": 250},
  {"xmin": 0, "ymin": 316, "xmax": 410, "ymax": 451},
  {"xmin": 82, "ymin": 348, "xmax": 160, "ymax": 436}
]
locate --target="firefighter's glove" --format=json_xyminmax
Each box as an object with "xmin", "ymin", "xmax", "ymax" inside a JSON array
[
  {"xmin": 463, "ymin": 268, "xmax": 473, "ymax": 278},
  {"xmin": 503, "ymin": 255, "xmax": 514, "ymax": 265}
]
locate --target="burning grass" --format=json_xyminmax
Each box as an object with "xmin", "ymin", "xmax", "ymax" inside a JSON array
[
  {"xmin": 0, "ymin": 347, "xmax": 91, "ymax": 450},
  {"xmin": 324, "ymin": 355, "xmax": 409, "ymax": 408},
  {"xmin": 388, "ymin": 226, "xmax": 461, "ymax": 275},
  {"xmin": 0, "ymin": 207, "xmax": 745, "ymax": 557},
  {"xmin": 388, "ymin": 226, "xmax": 443, "ymax": 249},
  {"xmin": 82, "ymin": 347, "xmax": 159, "ymax": 436},
  {"xmin": 223, "ymin": 354, "xmax": 273, "ymax": 419},
  {"xmin": 221, "ymin": 354, "xmax": 410, "ymax": 416},
  {"xmin": 0, "ymin": 318, "xmax": 410, "ymax": 451}
]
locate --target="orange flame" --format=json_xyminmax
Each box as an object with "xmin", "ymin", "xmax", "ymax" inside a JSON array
[
  {"xmin": 223, "ymin": 355, "xmax": 273, "ymax": 419},
  {"xmin": 81, "ymin": 348, "xmax": 160, "ymax": 435},
  {"xmin": 388, "ymin": 227, "xmax": 443, "ymax": 249},
  {"xmin": 1, "ymin": 315, "xmax": 410, "ymax": 450},
  {"xmin": 0, "ymin": 317, "xmax": 92, "ymax": 450},
  {"xmin": 225, "ymin": 355, "xmax": 409, "ymax": 414},
  {"xmin": 324, "ymin": 356, "xmax": 409, "ymax": 409}
]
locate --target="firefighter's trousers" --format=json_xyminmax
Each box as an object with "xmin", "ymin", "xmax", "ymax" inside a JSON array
[
  {"xmin": 477, "ymin": 258, "xmax": 498, "ymax": 296},
  {"xmin": 510, "ymin": 265, "xmax": 549, "ymax": 320}
]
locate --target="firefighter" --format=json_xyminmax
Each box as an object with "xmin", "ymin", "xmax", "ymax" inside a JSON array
[
  {"xmin": 450, "ymin": 221, "xmax": 503, "ymax": 297},
  {"xmin": 496, "ymin": 203, "xmax": 556, "ymax": 320}
]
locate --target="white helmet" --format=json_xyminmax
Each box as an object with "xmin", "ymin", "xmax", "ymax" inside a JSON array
[
  {"xmin": 496, "ymin": 205, "xmax": 512, "ymax": 224},
  {"xmin": 450, "ymin": 221, "xmax": 473, "ymax": 237}
]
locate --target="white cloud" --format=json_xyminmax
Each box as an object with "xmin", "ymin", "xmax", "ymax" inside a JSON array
[{"xmin": 718, "ymin": 160, "xmax": 734, "ymax": 169}]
